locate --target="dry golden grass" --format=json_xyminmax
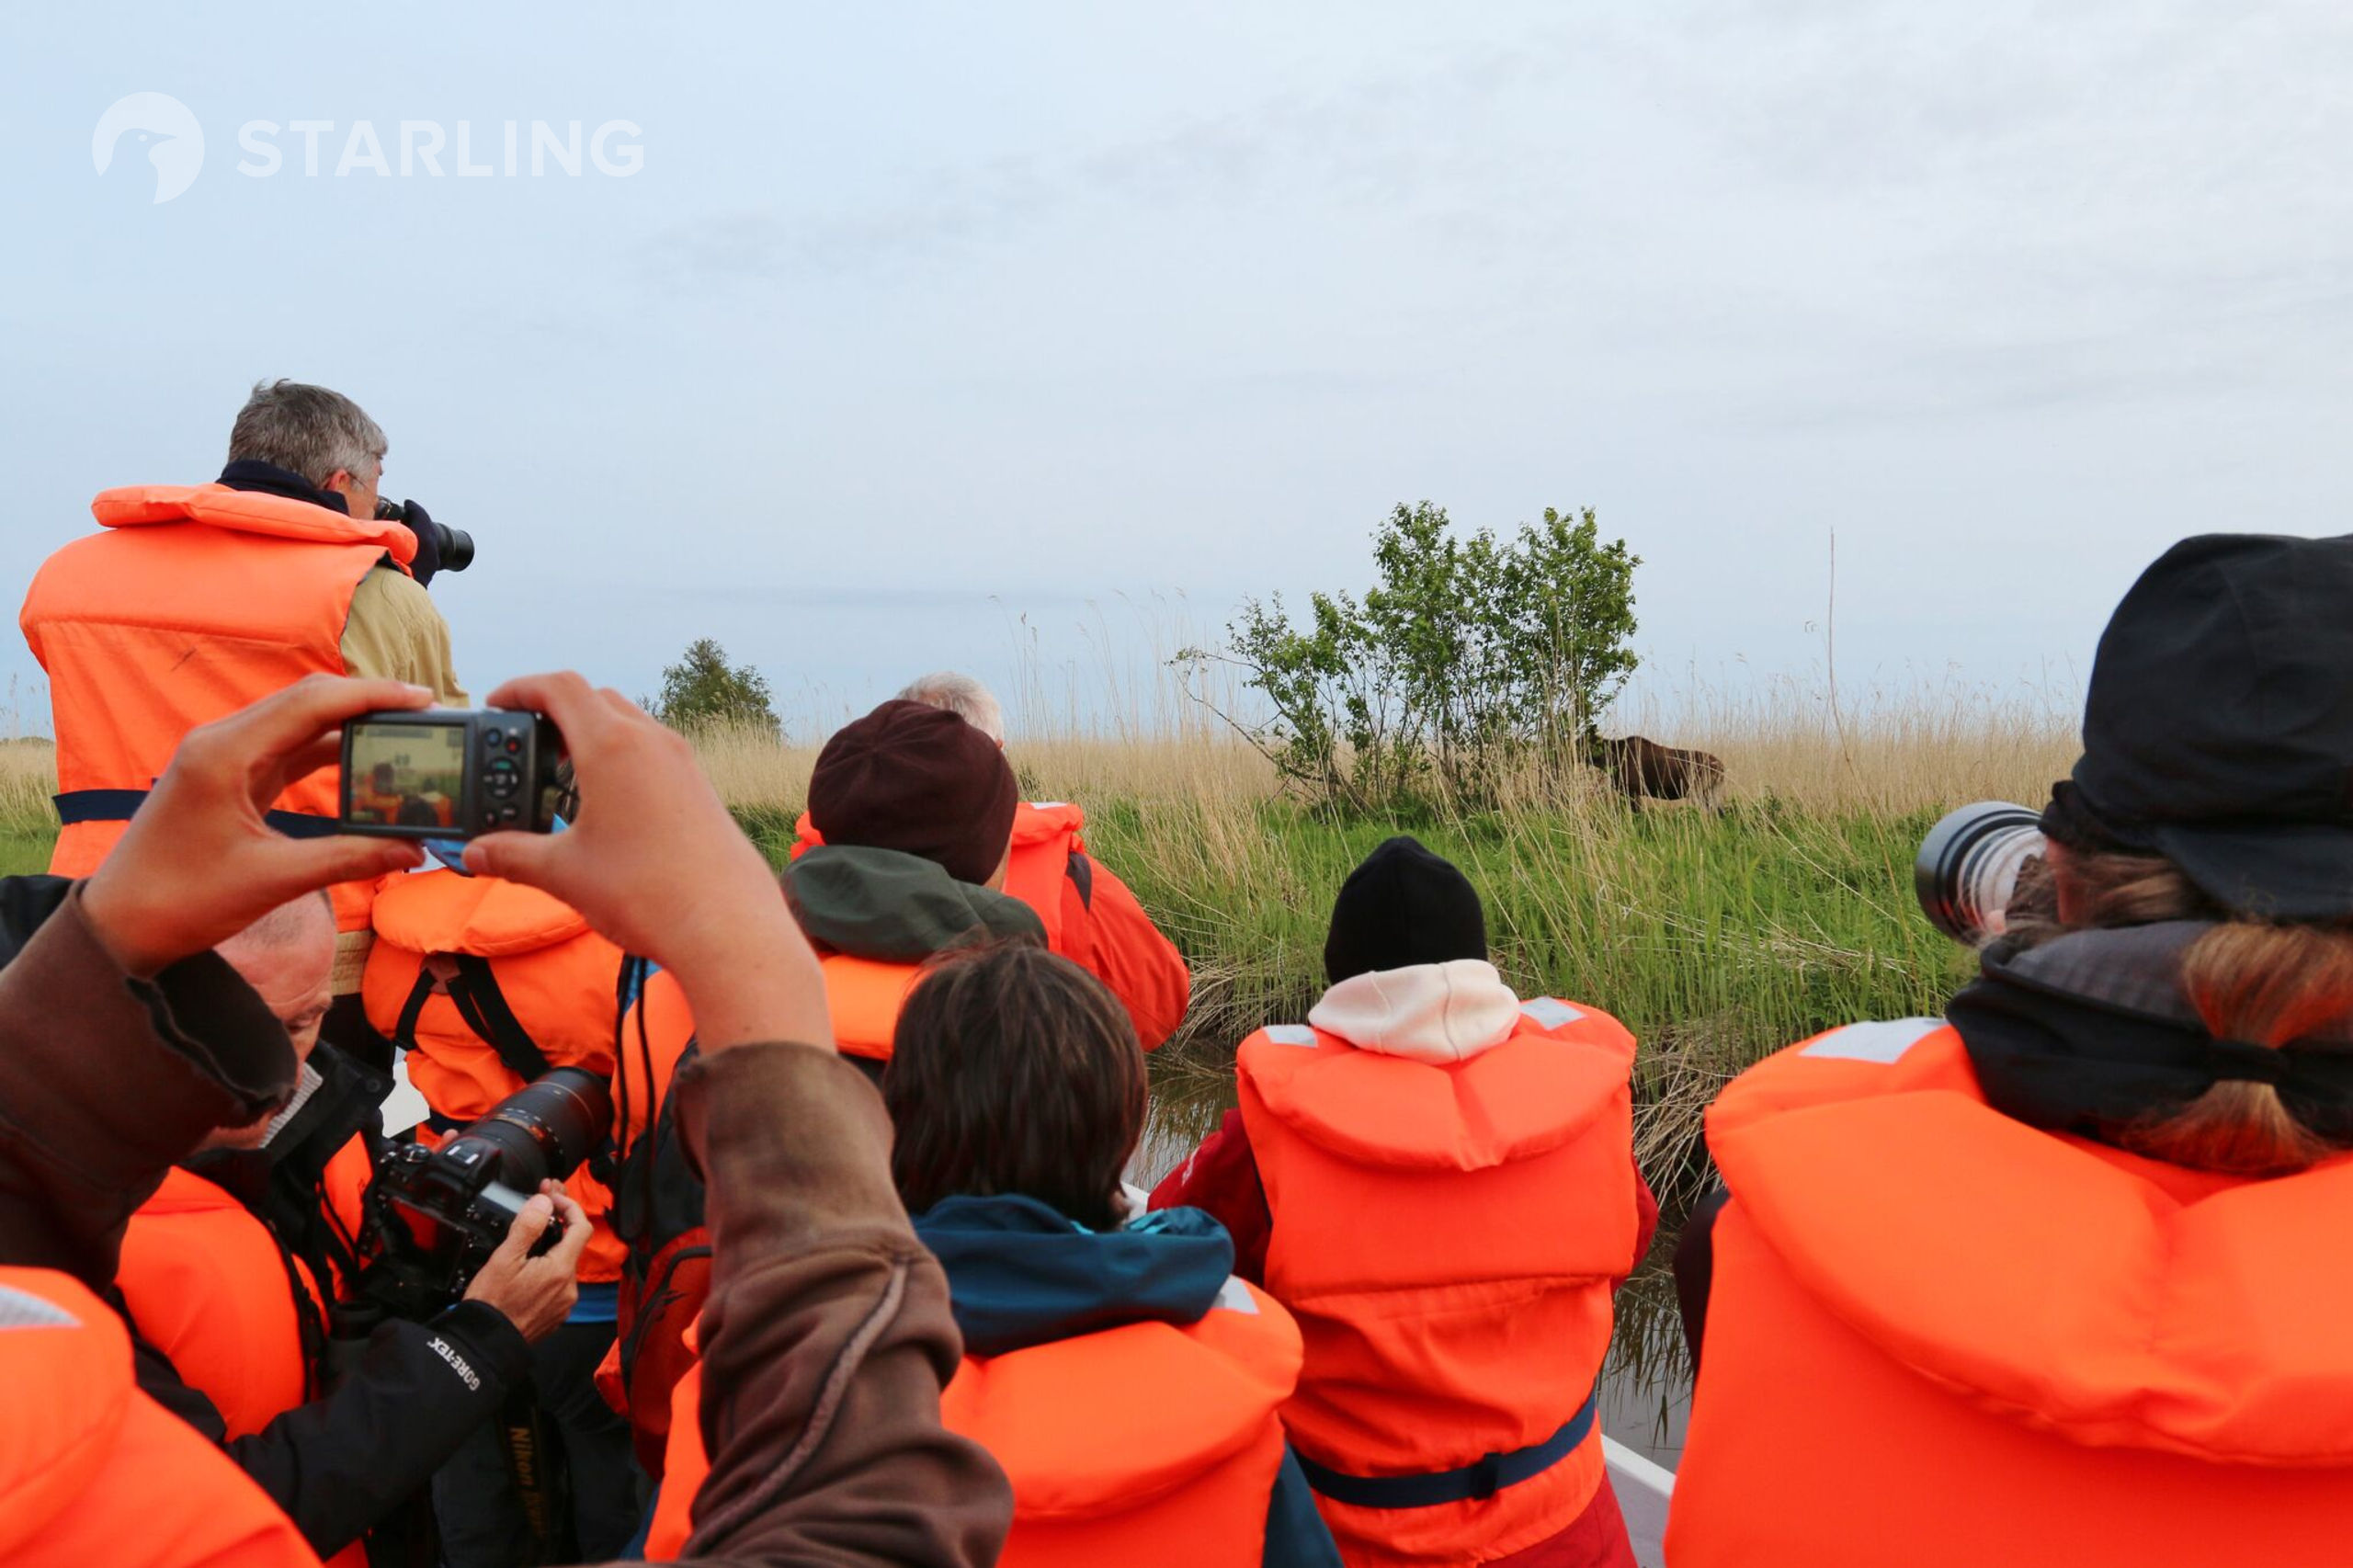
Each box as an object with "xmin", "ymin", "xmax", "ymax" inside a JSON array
[
  {"xmin": 0, "ymin": 739, "xmax": 58, "ymax": 877},
  {"xmin": 1619, "ymin": 676, "xmax": 2079, "ymax": 816},
  {"xmin": 0, "ymin": 739, "xmax": 53, "ymax": 802},
  {"xmin": 695, "ymin": 669, "xmax": 2079, "ymax": 821}
]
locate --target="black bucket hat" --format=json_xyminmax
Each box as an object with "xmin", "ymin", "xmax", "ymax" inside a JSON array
[{"xmin": 2047, "ymin": 533, "xmax": 2353, "ymax": 920}]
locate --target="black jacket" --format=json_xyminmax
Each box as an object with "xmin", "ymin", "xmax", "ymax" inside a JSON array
[
  {"xmin": 131, "ymin": 1044, "xmax": 533, "ymax": 1560},
  {"xmin": 130, "ymin": 1291, "xmax": 530, "ymax": 1561}
]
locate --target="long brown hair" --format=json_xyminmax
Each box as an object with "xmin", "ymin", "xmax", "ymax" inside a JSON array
[
  {"xmin": 2016, "ymin": 845, "xmax": 2353, "ymax": 1175},
  {"xmin": 884, "ymin": 940, "xmax": 1146, "ymax": 1229}
]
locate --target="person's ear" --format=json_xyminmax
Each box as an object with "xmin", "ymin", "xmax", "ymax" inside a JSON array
[{"xmin": 322, "ymin": 469, "xmax": 354, "ymax": 494}]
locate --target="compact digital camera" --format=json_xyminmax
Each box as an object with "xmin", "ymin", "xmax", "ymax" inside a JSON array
[{"xmin": 340, "ymin": 709, "xmax": 566, "ymax": 840}]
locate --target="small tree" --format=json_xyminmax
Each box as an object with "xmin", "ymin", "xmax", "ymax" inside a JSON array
[
  {"xmin": 1182, "ymin": 502, "xmax": 1640, "ymax": 810},
  {"xmin": 654, "ymin": 638, "xmax": 779, "ymax": 735},
  {"xmin": 1499, "ymin": 506, "xmax": 1642, "ymax": 752}
]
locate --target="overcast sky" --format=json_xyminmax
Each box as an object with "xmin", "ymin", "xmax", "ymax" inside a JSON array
[{"xmin": 5, "ymin": 3, "xmax": 2349, "ymax": 737}]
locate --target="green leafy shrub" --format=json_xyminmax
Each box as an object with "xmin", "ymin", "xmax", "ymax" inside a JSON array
[
  {"xmin": 1184, "ymin": 502, "xmax": 1639, "ymax": 810},
  {"xmin": 651, "ymin": 638, "xmax": 780, "ymax": 736}
]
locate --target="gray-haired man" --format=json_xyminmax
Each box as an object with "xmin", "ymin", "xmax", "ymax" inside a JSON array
[{"xmin": 22, "ymin": 379, "xmax": 467, "ymax": 1067}]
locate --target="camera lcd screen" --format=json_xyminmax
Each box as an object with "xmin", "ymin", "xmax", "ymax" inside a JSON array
[{"xmin": 347, "ymin": 722, "xmax": 466, "ymax": 830}]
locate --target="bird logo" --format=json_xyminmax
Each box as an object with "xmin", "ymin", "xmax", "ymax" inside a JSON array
[{"xmin": 92, "ymin": 93, "xmax": 205, "ymax": 205}]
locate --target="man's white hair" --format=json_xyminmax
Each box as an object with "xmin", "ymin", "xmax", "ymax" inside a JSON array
[{"xmin": 896, "ymin": 671, "xmax": 1005, "ymax": 744}]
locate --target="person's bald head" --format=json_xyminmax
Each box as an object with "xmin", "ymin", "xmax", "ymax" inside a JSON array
[{"xmin": 204, "ymin": 892, "xmax": 336, "ymax": 1153}]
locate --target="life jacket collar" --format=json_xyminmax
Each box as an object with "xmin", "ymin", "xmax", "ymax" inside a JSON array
[
  {"xmin": 124, "ymin": 1165, "xmax": 242, "ymax": 1218},
  {"xmin": 942, "ymin": 1275, "xmax": 1301, "ymax": 1523},
  {"xmin": 1713, "ymin": 1023, "xmax": 2353, "ymax": 1465},
  {"xmin": 370, "ymin": 869, "xmax": 591, "ymax": 957},
  {"xmin": 1009, "ymin": 801, "xmax": 1085, "ymax": 847},
  {"xmin": 89, "ymin": 483, "xmax": 417, "ymax": 568},
  {"xmin": 0, "ymin": 1270, "xmax": 131, "ymax": 1557},
  {"xmin": 1247, "ymin": 985, "xmax": 1632, "ymax": 1173}
]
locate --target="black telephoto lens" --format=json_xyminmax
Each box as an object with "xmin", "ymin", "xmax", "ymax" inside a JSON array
[
  {"xmin": 432, "ymin": 522, "xmax": 475, "ymax": 573},
  {"xmin": 445, "ymin": 1066, "xmax": 613, "ymax": 1193}
]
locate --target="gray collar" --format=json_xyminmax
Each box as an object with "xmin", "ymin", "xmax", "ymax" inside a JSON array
[{"xmin": 1992, "ymin": 920, "xmax": 2353, "ymax": 1045}]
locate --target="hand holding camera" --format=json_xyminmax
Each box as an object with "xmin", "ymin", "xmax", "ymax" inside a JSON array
[
  {"xmin": 457, "ymin": 672, "xmax": 835, "ymax": 1055},
  {"xmin": 462, "ymin": 1182, "xmax": 591, "ymax": 1344},
  {"xmin": 82, "ymin": 676, "xmax": 433, "ymax": 977}
]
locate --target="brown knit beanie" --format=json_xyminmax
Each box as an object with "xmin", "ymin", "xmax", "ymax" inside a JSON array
[{"xmin": 807, "ymin": 699, "xmax": 1019, "ymax": 886}]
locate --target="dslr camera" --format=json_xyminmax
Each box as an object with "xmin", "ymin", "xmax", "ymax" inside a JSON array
[
  {"xmin": 362, "ymin": 1067, "xmax": 613, "ymax": 1314},
  {"xmin": 1915, "ymin": 801, "xmax": 2045, "ymax": 947},
  {"xmin": 340, "ymin": 709, "xmax": 568, "ymax": 840}
]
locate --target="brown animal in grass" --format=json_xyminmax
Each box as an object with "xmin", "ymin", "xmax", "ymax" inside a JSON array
[{"xmin": 1589, "ymin": 734, "xmax": 1727, "ymax": 810}]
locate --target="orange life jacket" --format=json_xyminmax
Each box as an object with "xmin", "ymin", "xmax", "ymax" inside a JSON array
[
  {"xmin": 1666, "ymin": 1019, "xmax": 2353, "ymax": 1567},
  {"xmin": 604, "ymin": 967, "xmax": 711, "ymax": 1475},
  {"xmin": 1002, "ymin": 801, "xmax": 1086, "ymax": 952},
  {"xmin": 646, "ymin": 1278, "xmax": 1302, "ymax": 1565},
  {"xmin": 820, "ymin": 951, "xmax": 923, "ymax": 1062},
  {"xmin": 116, "ymin": 1171, "xmax": 370, "ymax": 1568},
  {"xmin": 597, "ymin": 949, "xmax": 917, "ymax": 1471},
  {"xmin": 362, "ymin": 869, "xmax": 628, "ymax": 1280},
  {"xmin": 0, "ymin": 1267, "xmax": 324, "ymax": 1568},
  {"xmin": 612, "ymin": 950, "xmax": 915, "ymax": 1089},
  {"xmin": 20, "ymin": 484, "xmax": 417, "ymax": 936},
  {"xmin": 320, "ymin": 1132, "xmax": 376, "ymax": 1268},
  {"xmin": 1238, "ymin": 996, "xmax": 1642, "ymax": 1567},
  {"xmin": 119, "ymin": 1168, "xmax": 320, "ymax": 1441},
  {"xmin": 792, "ymin": 801, "xmax": 1087, "ymax": 953}
]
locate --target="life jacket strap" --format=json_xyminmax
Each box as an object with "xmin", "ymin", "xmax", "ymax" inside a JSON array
[
  {"xmin": 446, "ymin": 955, "xmax": 556, "ymax": 1085},
  {"xmin": 53, "ymin": 788, "xmax": 344, "ymax": 839},
  {"xmin": 1296, "ymin": 1387, "xmax": 1598, "ymax": 1508}
]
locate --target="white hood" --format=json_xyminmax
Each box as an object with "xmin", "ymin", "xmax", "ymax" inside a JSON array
[{"xmin": 1306, "ymin": 960, "xmax": 1522, "ymax": 1064}]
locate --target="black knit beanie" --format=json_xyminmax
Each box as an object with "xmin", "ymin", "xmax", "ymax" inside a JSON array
[{"xmin": 1323, "ymin": 835, "xmax": 1488, "ymax": 984}]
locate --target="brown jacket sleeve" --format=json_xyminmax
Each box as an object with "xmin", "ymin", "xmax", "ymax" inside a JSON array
[
  {"xmin": 0, "ymin": 887, "xmax": 297, "ymax": 1288},
  {"xmin": 654, "ymin": 1041, "xmax": 1013, "ymax": 1568}
]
